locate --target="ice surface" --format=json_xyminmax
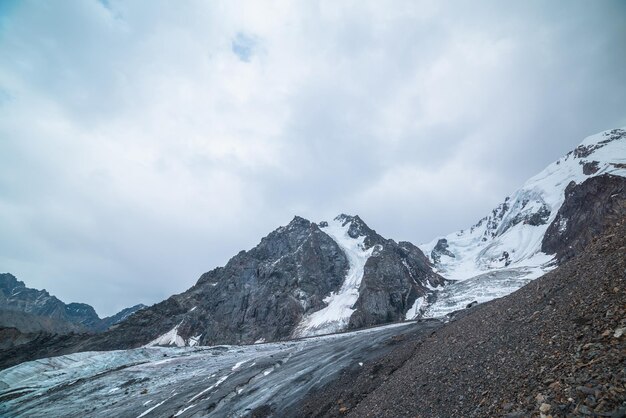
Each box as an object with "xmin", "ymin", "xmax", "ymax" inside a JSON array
[
  {"xmin": 293, "ymin": 216, "xmax": 375, "ymax": 337},
  {"xmin": 422, "ymin": 266, "xmax": 545, "ymax": 318},
  {"xmin": 0, "ymin": 321, "xmax": 422, "ymax": 418}
]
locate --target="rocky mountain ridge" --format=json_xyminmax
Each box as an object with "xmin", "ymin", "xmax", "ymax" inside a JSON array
[
  {"xmin": 0, "ymin": 273, "xmax": 146, "ymax": 334},
  {"xmin": 82, "ymin": 214, "xmax": 446, "ymax": 350},
  {"xmin": 2, "ymin": 126, "xmax": 624, "ymax": 377}
]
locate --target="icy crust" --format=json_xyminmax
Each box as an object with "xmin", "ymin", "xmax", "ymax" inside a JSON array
[
  {"xmin": 420, "ymin": 127, "xmax": 626, "ymax": 282},
  {"xmin": 0, "ymin": 322, "xmax": 416, "ymax": 418},
  {"xmin": 422, "ymin": 265, "xmax": 546, "ymax": 318},
  {"xmin": 292, "ymin": 216, "xmax": 376, "ymax": 337}
]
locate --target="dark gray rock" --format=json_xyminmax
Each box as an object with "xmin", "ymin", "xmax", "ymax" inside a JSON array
[
  {"xmin": 0, "ymin": 273, "xmax": 146, "ymax": 334},
  {"xmin": 542, "ymin": 174, "xmax": 626, "ymax": 263},
  {"xmin": 431, "ymin": 238, "xmax": 455, "ymax": 264},
  {"xmin": 0, "ymin": 273, "xmax": 95, "ymax": 333},
  {"xmin": 349, "ymin": 236, "xmax": 448, "ymax": 329},
  {"xmin": 582, "ymin": 160, "xmax": 600, "ymax": 175}
]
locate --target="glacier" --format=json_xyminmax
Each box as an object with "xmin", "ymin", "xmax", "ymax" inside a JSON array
[{"xmin": 0, "ymin": 321, "xmax": 435, "ymax": 418}]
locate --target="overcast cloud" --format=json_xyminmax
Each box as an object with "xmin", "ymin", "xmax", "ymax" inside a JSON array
[{"xmin": 0, "ymin": 0, "xmax": 625, "ymax": 316}]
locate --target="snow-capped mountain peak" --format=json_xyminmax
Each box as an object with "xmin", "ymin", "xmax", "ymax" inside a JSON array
[
  {"xmin": 292, "ymin": 215, "xmax": 380, "ymax": 337},
  {"xmin": 421, "ymin": 127, "xmax": 626, "ymax": 281},
  {"xmin": 414, "ymin": 128, "xmax": 626, "ymax": 318}
]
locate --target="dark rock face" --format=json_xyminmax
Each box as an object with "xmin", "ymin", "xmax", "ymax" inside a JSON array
[
  {"xmin": 430, "ymin": 238, "xmax": 455, "ymax": 264},
  {"xmin": 90, "ymin": 216, "xmax": 350, "ymax": 348},
  {"xmin": 542, "ymin": 174, "xmax": 626, "ymax": 263},
  {"xmin": 0, "ymin": 273, "xmax": 146, "ymax": 334},
  {"xmin": 582, "ymin": 160, "xmax": 600, "ymax": 175},
  {"xmin": 64, "ymin": 303, "xmax": 101, "ymax": 331},
  {"xmin": 0, "ymin": 273, "xmax": 96, "ymax": 333},
  {"xmin": 350, "ymin": 238, "xmax": 447, "ymax": 329}
]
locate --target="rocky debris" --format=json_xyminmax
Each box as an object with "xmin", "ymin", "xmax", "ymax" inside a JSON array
[
  {"xmin": 542, "ymin": 174, "xmax": 626, "ymax": 263},
  {"xmin": 0, "ymin": 329, "xmax": 89, "ymax": 370},
  {"xmin": 296, "ymin": 319, "xmax": 443, "ymax": 417},
  {"xmin": 307, "ymin": 218, "xmax": 626, "ymax": 418},
  {"xmin": 0, "ymin": 327, "xmax": 37, "ymax": 351}
]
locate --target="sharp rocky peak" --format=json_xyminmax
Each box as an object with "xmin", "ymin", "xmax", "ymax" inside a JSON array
[
  {"xmin": 317, "ymin": 214, "xmax": 382, "ymax": 247},
  {"xmin": 73, "ymin": 211, "xmax": 445, "ymax": 350}
]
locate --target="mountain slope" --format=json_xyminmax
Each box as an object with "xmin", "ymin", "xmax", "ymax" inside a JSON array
[
  {"xmin": 418, "ymin": 127, "xmax": 626, "ymax": 316},
  {"xmin": 305, "ymin": 216, "xmax": 626, "ymax": 418}
]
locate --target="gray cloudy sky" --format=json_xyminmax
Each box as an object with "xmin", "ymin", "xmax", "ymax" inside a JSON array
[{"xmin": 1, "ymin": 0, "xmax": 625, "ymax": 316}]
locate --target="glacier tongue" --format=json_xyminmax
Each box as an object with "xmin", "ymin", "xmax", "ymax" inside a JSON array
[{"xmin": 292, "ymin": 216, "xmax": 375, "ymax": 337}]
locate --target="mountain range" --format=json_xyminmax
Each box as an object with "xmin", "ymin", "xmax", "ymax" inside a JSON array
[
  {"xmin": 0, "ymin": 127, "xmax": 625, "ymax": 417},
  {"xmin": 1, "ymin": 127, "xmax": 624, "ymax": 361},
  {"xmin": 0, "ymin": 273, "xmax": 145, "ymax": 335}
]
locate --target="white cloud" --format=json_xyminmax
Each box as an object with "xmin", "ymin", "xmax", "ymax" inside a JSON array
[{"xmin": 0, "ymin": 0, "xmax": 625, "ymax": 315}]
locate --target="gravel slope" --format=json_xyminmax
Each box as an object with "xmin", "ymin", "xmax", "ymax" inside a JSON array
[{"xmin": 305, "ymin": 218, "xmax": 626, "ymax": 418}]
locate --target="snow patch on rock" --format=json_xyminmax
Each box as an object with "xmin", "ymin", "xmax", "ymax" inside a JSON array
[
  {"xmin": 405, "ymin": 296, "xmax": 427, "ymax": 320},
  {"xmin": 293, "ymin": 216, "xmax": 375, "ymax": 337},
  {"xmin": 145, "ymin": 322, "xmax": 187, "ymax": 347}
]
